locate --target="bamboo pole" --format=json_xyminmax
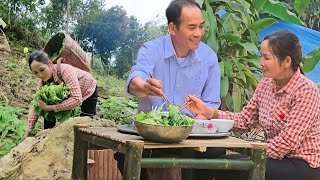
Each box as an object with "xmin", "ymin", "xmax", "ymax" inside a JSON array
[
  {"xmin": 141, "ymin": 158, "xmax": 254, "ymax": 170},
  {"xmin": 249, "ymin": 149, "xmax": 266, "ymax": 180},
  {"xmin": 123, "ymin": 140, "xmax": 144, "ymax": 179},
  {"xmin": 88, "ymin": 150, "xmax": 95, "ymax": 180},
  {"xmin": 107, "ymin": 150, "xmax": 113, "ymax": 180},
  {"xmin": 103, "ymin": 150, "xmax": 108, "ymax": 180}
]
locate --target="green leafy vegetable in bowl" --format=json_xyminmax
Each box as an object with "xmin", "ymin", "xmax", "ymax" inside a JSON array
[
  {"xmin": 136, "ymin": 104, "xmax": 194, "ymax": 126},
  {"xmin": 31, "ymin": 82, "xmax": 81, "ymax": 122}
]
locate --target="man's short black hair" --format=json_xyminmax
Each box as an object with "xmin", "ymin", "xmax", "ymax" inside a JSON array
[{"xmin": 166, "ymin": 0, "xmax": 201, "ymax": 28}]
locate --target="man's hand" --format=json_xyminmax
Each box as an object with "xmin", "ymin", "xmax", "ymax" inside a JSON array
[
  {"xmin": 128, "ymin": 77, "xmax": 164, "ymax": 97},
  {"xmin": 144, "ymin": 78, "xmax": 164, "ymax": 97}
]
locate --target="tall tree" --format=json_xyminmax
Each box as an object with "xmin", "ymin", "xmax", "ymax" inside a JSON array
[
  {"xmin": 114, "ymin": 19, "xmax": 167, "ymax": 78},
  {"xmin": 76, "ymin": 6, "xmax": 130, "ymax": 72}
]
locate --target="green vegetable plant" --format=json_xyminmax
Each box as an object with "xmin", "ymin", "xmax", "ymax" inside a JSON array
[
  {"xmin": 31, "ymin": 82, "xmax": 81, "ymax": 122},
  {"xmin": 98, "ymin": 96, "xmax": 138, "ymax": 124},
  {"xmin": 0, "ymin": 103, "xmax": 25, "ymax": 158},
  {"xmin": 136, "ymin": 104, "xmax": 194, "ymax": 126}
]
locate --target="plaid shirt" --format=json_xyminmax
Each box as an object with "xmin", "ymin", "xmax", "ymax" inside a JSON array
[
  {"xmin": 219, "ymin": 69, "xmax": 320, "ymax": 168},
  {"xmin": 26, "ymin": 64, "xmax": 97, "ymax": 132}
]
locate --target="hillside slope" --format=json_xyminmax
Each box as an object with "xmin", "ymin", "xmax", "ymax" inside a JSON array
[{"xmin": 0, "ymin": 48, "xmax": 37, "ymax": 111}]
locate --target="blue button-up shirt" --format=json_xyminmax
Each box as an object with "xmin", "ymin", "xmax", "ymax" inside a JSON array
[{"xmin": 126, "ymin": 35, "xmax": 221, "ymax": 117}]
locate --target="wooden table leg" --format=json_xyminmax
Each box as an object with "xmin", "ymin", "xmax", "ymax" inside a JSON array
[
  {"xmin": 123, "ymin": 140, "xmax": 144, "ymax": 180},
  {"xmin": 249, "ymin": 149, "xmax": 266, "ymax": 180},
  {"xmin": 72, "ymin": 124, "xmax": 89, "ymax": 180}
]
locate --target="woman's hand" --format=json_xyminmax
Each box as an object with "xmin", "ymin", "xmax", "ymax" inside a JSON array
[
  {"xmin": 185, "ymin": 95, "xmax": 208, "ymax": 115},
  {"xmin": 24, "ymin": 131, "xmax": 30, "ymax": 138},
  {"xmin": 38, "ymin": 100, "xmax": 55, "ymax": 111},
  {"xmin": 186, "ymin": 96, "xmax": 217, "ymax": 119}
]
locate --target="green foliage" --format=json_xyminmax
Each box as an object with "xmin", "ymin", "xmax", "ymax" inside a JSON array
[
  {"xmin": 42, "ymin": 0, "xmax": 104, "ymax": 35},
  {"xmin": 201, "ymin": 0, "xmax": 302, "ymax": 112},
  {"xmin": 76, "ymin": 6, "xmax": 130, "ymax": 71},
  {"xmin": 113, "ymin": 19, "xmax": 168, "ymax": 78},
  {"xmin": 302, "ymin": 48, "xmax": 320, "ymax": 73},
  {"xmin": 262, "ymin": 0, "xmax": 305, "ymax": 25},
  {"xmin": 98, "ymin": 96, "xmax": 138, "ymax": 124},
  {"xmin": 0, "ymin": 17, "xmax": 6, "ymax": 28},
  {"xmin": 0, "ymin": 0, "xmax": 47, "ymax": 48},
  {"xmin": 32, "ymin": 83, "xmax": 81, "ymax": 122},
  {"xmin": 92, "ymin": 69, "xmax": 127, "ymax": 97},
  {"xmin": 278, "ymin": 0, "xmax": 319, "ymax": 30},
  {"xmin": 136, "ymin": 105, "xmax": 194, "ymax": 126},
  {"xmin": 294, "ymin": 0, "xmax": 310, "ymax": 15},
  {"xmin": 0, "ymin": 103, "xmax": 25, "ymax": 158}
]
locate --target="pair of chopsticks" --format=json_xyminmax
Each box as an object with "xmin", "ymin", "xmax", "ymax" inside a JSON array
[
  {"xmin": 178, "ymin": 95, "xmax": 200, "ymax": 112},
  {"xmin": 149, "ymin": 72, "xmax": 170, "ymax": 106}
]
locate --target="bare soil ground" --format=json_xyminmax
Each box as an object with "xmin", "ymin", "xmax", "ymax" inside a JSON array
[{"xmin": 0, "ymin": 48, "xmax": 37, "ymax": 111}]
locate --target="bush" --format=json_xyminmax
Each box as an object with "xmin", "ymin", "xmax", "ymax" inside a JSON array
[
  {"xmin": 0, "ymin": 103, "xmax": 25, "ymax": 158},
  {"xmin": 98, "ymin": 96, "xmax": 138, "ymax": 124}
]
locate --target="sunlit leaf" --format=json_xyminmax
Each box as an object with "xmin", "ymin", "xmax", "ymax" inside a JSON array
[
  {"xmin": 294, "ymin": 0, "xmax": 310, "ymax": 15},
  {"xmin": 238, "ymin": 42, "xmax": 259, "ymax": 55},
  {"xmin": 252, "ymin": 0, "xmax": 268, "ymax": 11},
  {"xmin": 225, "ymin": 93, "xmax": 234, "ymax": 112},
  {"xmin": 221, "ymin": 75, "xmax": 229, "ymax": 98},
  {"xmin": 249, "ymin": 18, "xmax": 277, "ymax": 33},
  {"xmin": 263, "ymin": 0, "xmax": 304, "ymax": 25},
  {"xmin": 202, "ymin": 10, "xmax": 210, "ymax": 42},
  {"xmin": 219, "ymin": 34, "xmax": 241, "ymax": 43},
  {"xmin": 224, "ymin": 59, "xmax": 233, "ymax": 78},
  {"xmin": 206, "ymin": 0, "xmax": 219, "ymax": 52},
  {"xmin": 303, "ymin": 48, "xmax": 320, "ymax": 73},
  {"xmin": 0, "ymin": 18, "xmax": 6, "ymax": 29},
  {"xmin": 232, "ymin": 83, "xmax": 242, "ymax": 112},
  {"xmin": 219, "ymin": 61, "xmax": 225, "ymax": 76}
]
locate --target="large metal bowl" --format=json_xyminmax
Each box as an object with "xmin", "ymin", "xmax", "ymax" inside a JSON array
[{"xmin": 134, "ymin": 121, "xmax": 193, "ymax": 143}]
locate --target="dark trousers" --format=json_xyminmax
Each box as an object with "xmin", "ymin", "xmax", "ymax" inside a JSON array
[
  {"xmin": 44, "ymin": 86, "xmax": 98, "ymax": 129},
  {"xmin": 114, "ymin": 148, "xmax": 226, "ymax": 180},
  {"xmin": 198, "ymin": 155, "xmax": 320, "ymax": 180},
  {"xmin": 266, "ymin": 157, "xmax": 320, "ymax": 180}
]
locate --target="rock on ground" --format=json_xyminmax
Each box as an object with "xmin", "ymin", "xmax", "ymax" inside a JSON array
[{"xmin": 0, "ymin": 117, "xmax": 115, "ymax": 180}]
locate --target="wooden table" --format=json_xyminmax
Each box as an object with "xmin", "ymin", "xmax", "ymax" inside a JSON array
[{"xmin": 72, "ymin": 125, "xmax": 267, "ymax": 180}]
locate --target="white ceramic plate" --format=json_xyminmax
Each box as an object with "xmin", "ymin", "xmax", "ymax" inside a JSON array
[{"xmin": 189, "ymin": 132, "xmax": 231, "ymax": 137}]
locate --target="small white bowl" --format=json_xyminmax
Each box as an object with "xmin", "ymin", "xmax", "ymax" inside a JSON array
[
  {"xmin": 211, "ymin": 119, "xmax": 234, "ymax": 132},
  {"xmin": 191, "ymin": 119, "xmax": 217, "ymax": 134}
]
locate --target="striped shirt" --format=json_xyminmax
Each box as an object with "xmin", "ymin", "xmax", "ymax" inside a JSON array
[
  {"xmin": 26, "ymin": 64, "xmax": 97, "ymax": 132},
  {"xmin": 219, "ymin": 70, "xmax": 320, "ymax": 168}
]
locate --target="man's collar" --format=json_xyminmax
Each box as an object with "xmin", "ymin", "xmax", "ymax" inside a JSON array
[
  {"xmin": 164, "ymin": 34, "xmax": 200, "ymax": 63},
  {"xmin": 164, "ymin": 35, "xmax": 176, "ymax": 59}
]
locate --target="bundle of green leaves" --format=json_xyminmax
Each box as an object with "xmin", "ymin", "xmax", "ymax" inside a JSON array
[
  {"xmin": 31, "ymin": 82, "xmax": 81, "ymax": 122},
  {"xmin": 136, "ymin": 104, "xmax": 194, "ymax": 126}
]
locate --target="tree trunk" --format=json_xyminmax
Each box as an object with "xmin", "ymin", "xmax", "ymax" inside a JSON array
[
  {"xmin": 8, "ymin": 0, "xmax": 11, "ymax": 26},
  {"xmin": 66, "ymin": 0, "xmax": 71, "ymax": 34}
]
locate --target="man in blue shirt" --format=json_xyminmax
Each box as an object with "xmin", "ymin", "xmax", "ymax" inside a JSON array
[
  {"xmin": 117, "ymin": 0, "xmax": 222, "ymax": 179},
  {"xmin": 126, "ymin": 1, "xmax": 221, "ymax": 118}
]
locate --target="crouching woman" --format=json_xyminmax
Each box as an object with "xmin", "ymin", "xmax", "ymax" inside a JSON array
[{"xmin": 25, "ymin": 50, "xmax": 97, "ymax": 137}]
